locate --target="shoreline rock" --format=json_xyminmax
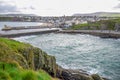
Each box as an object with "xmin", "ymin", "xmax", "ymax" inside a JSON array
[{"xmin": 56, "ymin": 67, "xmax": 107, "ymax": 80}]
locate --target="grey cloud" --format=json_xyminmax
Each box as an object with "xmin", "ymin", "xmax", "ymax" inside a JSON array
[
  {"xmin": 0, "ymin": 1, "xmax": 19, "ymax": 13},
  {"xmin": 0, "ymin": 1, "xmax": 36, "ymax": 14},
  {"xmin": 30, "ymin": 6, "xmax": 35, "ymax": 10},
  {"xmin": 114, "ymin": 0, "xmax": 120, "ymax": 9},
  {"xmin": 21, "ymin": 6, "xmax": 35, "ymax": 10},
  {"xmin": 114, "ymin": 3, "xmax": 120, "ymax": 8}
]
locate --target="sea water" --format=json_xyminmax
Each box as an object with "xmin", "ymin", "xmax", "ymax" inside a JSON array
[
  {"xmin": 14, "ymin": 33, "xmax": 120, "ymax": 80},
  {"xmin": 0, "ymin": 22, "xmax": 43, "ymax": 30}
]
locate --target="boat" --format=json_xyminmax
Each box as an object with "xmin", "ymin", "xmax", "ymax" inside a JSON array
[{"xmin": 2, "ymin": 25, "xmax": 12, "ymax": 31}]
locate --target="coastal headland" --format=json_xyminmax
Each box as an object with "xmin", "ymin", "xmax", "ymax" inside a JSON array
[{"xmin": 0, "ymin": 37, "xmax": 106, "ymax": 80}]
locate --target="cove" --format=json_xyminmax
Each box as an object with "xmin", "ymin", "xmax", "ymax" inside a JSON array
[{"xmin": 14, "ymin": 33, "xmax": 120, "ymax": 80}]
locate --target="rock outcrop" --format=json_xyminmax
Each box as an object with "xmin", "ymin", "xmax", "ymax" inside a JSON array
[
  {"xmin": 56, "ymin": 67, "xmax": 105, "ymax": 80},
  {"xmin": 0, "ymin": 38, "xmax": 57, "ymax": 77}
]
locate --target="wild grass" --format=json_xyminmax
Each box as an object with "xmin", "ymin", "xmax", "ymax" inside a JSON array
[
  {"xmin": 0, "ymin": 62, "xmax": 56, "ymax": 80},
  {"xmin": 0, "ymin": 38, "xmax": 30, "ymax": 53},
  {"xmin": 0, "ymin": 38, "xmax": 58, "ymax": 80}
]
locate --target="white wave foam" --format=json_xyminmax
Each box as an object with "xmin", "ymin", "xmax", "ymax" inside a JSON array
[
  {"xmin": 89, "ymin": 68, "xmax": 99, "ymax": 74},
  {"xmin": 13, "ymin": 35, "xmax": 37, "ymax": 42}
]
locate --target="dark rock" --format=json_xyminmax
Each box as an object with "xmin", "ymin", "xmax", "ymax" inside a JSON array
[
  {"xmin": 91, "ymin": 74, "xmax": 104, "ymax": 80},
  {"xmin": 58, "ymin": 69, "xmax": 94, "ymax": 80}
]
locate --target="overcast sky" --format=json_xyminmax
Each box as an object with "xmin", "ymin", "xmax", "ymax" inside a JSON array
[{"xmin": 0, "ymin": 0, "xmax": 120, "ymax": 16}]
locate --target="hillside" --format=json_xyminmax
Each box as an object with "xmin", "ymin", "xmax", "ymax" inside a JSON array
[
  {"xmin": 0, "ymin": 14, "xmax": 37, "ymax": 17},
  {"xmin": 73, "ymin": 12, "xmax": 120, "ymax": 17},
  {"xmin": 69, "ymin": 18, "xmax": 120, "ymax": 30},
  {"xmin": 0, "ymin": 38, "xmax": 58, "ymax": 80}
]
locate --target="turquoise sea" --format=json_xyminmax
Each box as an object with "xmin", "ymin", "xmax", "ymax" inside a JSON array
[{"xmin": 14, "ymin": 33, "xmax": 120, "ymax": 80}]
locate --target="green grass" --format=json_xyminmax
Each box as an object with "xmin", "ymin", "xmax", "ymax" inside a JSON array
[
  {"xmin": 69, "ymin": 23, "xmax": 100, "ymax": 30},
  {"xmin": 0, "ymin": 62, "xmax": 54, "ymax": 80},
  {"xmin": 69, "ymin": 23, "xmax": 89, "ymax": 30},
  {"xmin": 69, "ymin": 18, "xmax": 120, "ymax": 30},
  {"xmin": 21, "ymin": 70, "xmax": 38, "ymax": 80},
  {"xmin": 0, "ymin": 70, "xmax": 12, "ymax": 80},
  {"xmin": 0, "ymin": 38, "xmax": 29, "ymax": 69},
  {"xmin": 0, "ymin": 38, "xmax": 58, "ymax": 80},
  {"xmin": 0, "ymin": 17, "xmax": 13, "ymax": 21},
  {"xmin": 38, "ymin": 70, "xmax": 52, "ymax": 80},
  {"xmin": 0, "ymin": 38, "xmax": 30, "ymax": 53}
]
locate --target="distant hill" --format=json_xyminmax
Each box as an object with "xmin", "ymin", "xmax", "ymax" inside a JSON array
[
  {"xmin": 73, "ymin": 12, "xmax": 120, "ymax": 17},
  {"xmin": 0, "ymin": 14, "xmax": 37, "ymax": 17}
]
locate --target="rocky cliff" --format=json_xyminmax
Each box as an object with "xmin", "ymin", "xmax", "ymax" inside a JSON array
[{"xmin": 0, "ymin": 37, "xmax": 105, "ymax": 80}]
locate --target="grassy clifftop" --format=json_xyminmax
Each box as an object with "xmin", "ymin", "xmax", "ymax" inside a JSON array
[{"xmin": 0, "ymin": 37, "xmax": 58, "ymax": 80}]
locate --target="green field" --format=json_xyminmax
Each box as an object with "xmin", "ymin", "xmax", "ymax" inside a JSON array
[{"xmin": 69, "ymin": 18, "xmax": 120, "ymax": 30}]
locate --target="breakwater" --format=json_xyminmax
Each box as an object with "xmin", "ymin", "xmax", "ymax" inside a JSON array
[
  {"xmin": 58, "ymin": 30, "xmax": 120, "ymax": 39},
  {"xmin": 2, "ymin": 26, "xmax": 47, "ymax": 31},
  {"xmin": 2, "ymin": 24, "xmax": 55, "ymax": 31},
  {"xmin": 0, "ymin": 28, "xmax": 60, "ymax": 38}
]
